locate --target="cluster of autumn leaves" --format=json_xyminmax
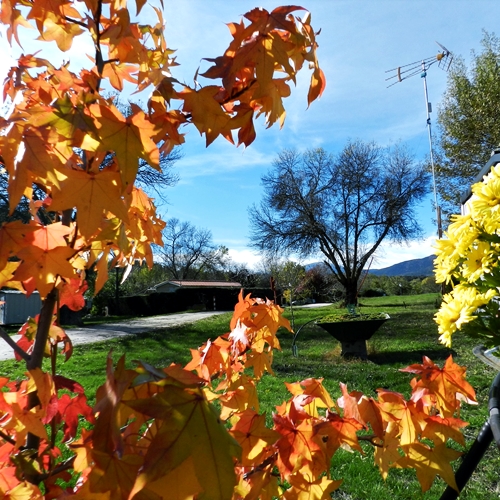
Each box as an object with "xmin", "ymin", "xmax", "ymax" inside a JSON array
[
  {"xmin": 0, "ymin": 291, "xmax": 477, "ymax": 498},
  {"xmin": 0, "ymin": 0, "xmax": 480, "ymax": 498},
  {"xmin": 0, "ymin": 0, "xmax": 324, "ymax": 299}
]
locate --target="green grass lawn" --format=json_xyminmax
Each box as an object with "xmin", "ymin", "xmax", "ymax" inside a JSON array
[{"xmin": 0, "ymin": 293, "xmax": 498, "ymax": 498}]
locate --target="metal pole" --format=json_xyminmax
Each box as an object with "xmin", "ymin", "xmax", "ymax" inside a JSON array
[{"xmin": 421, "ymin": 61, "xmax": 443, "ymax": 238}]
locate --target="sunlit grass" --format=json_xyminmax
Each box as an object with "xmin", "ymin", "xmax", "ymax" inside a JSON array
[{"xmin": 0, "ymin": 293, "xmax": 498, "ymax": 498}]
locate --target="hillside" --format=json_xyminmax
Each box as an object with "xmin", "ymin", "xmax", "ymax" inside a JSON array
[
  {"xmin": 306, "ymin": 254, "xmax": 435, "ymax": 277},
  {"xmin": 369, "ymin": 254, "xmax": 435, "ymax": 277}
]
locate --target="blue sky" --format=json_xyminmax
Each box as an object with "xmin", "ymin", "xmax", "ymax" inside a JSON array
[{"xmin": 1, "ymin": 1, "xmax": 498, "ymax": 269}]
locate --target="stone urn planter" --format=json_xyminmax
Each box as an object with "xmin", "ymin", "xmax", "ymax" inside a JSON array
[{"xmin": 317, "ymin": 313, "xmax": 390, "ymax": 359}]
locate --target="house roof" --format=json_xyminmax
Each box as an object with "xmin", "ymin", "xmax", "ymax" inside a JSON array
[
  {"xmin": 152, "ymin": 280, "xmax": 242, "ymax": 290},
  {"xmin": 461, "ymin": 150, "xmax": 500, "ymax": 205}
]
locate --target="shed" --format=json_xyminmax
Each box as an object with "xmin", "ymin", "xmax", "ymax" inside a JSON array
[
  {"xmin": 148, "ymin": 280, "xmax": 242, "ymax": 294},
  {"xmin": 0, "ymin": 290, "xmax": 42, "ymax": 325}
]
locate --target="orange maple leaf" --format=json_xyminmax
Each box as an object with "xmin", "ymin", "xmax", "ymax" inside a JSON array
[
  {"xmin": 0, "ymin": 261, "xmax": 21, "ymax": 289},
  {"xmin": 0, "ymin": 219, "xmax": 37, "ymax": 268},
  {"xmin": 313, "ymin": 411, "xmax": 363, "ymax": 459},
  {"xmin": 230, "ymin": 290, "xmax": 255, "ymax": 330},
  {"xmin": 102, "ymin": 62, "xmax": 138, "ymax": 91},
  {"xmin": 59, "ymin": 278, "xmax": 88, "ymax": 311},
  {"xmin": 142, "ymin": 456, "xmax": 203, "ymax": 500},
  {"xmin": 401, "ymin": 356, "xmax": 477, "ymax": 417},
  {"xmin": 421, "ymin": 415, "xmax": 468, "ymax": 447},
  {"xmin": 2, "ymin": 401, "xmax": 48, "ymax": 449},
  {"xmin": 92, "ymin": 354, "xmax": 138, "ymax": 457},
  {"xmin": 246, "ymin": 349, "xmax": 274, "ymax": 379},
  {"xmin": 274, "ymin": 415, "xmax": 324, "ymax": 478},
  {"xmin": 14, "ymin": 246, "xmax": 77, "ymax": 298},
  {"xmin": 29, "ymin": 222, "xmax": 72, "ymax": 250},
  {"xmin": 250, "ymin": 297, "xmax": 292, "ymax": 334},
  {"xmin": 219, "ymin": 375, "xmax": 259, "ymax": 420},
  {"xmin": 0, "ymin": 0, "xmax": 32, "ymax": 46},
  {"xmin": 357, "ymin": 394, "xmax": 385, "ymax": 438},
  {"xmin": 87, "ymin": 450, "xmax": 143, "ymax": 499},
  {"xmin": 337, "ymin": 383, "xmax": 365, "ymax": 422},
  {"xmin": 373, "ymin": 421, "xmax": 403, "ymax": 479}
]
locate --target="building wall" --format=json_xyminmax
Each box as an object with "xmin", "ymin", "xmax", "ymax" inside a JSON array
[{"xmin": 0, "ymin": 291, "xmax": 42, "ymax": 325}]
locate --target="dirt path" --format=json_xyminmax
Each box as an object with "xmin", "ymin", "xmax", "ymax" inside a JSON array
[{"xmin": 0, "ymin": 311, "xmax": 228, "ymax": 362}]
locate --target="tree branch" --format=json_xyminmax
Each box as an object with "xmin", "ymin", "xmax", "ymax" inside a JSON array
[
  {"xmin": 0, "ymin": 428, "xmax": 18, "ymax": 447},
  {"xmin": 0, "ymin": 325, "xmax": 30, "ymax": 362},
  {"xmin": 32, "ymin": 456, "xmax": 76, "ymax": 483},
  {"xmin": 357, "ymin": 434, "xmax": 383, "ymax": 447}
]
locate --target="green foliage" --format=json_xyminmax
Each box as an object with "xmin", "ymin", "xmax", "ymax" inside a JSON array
[
  {"xmin": 435, "ymin": 31, "xmax": 500, "ymax": 222},
  {"xmin": 318, "ymin": 312, "xmax": 388, "ymax": 322},
  {"xmin": 360, "ymin": 274, "xmax": 441, "ymax": 297}
]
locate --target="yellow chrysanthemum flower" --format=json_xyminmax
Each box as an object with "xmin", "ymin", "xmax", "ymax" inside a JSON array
[
  {"xmin": 435, "ymin": 295, "xmax": 475, "ymax": 347},
  {"xmin": 461, "ymin": 240, "xmax": 494, "ymax": 283},
  {"xmin": 470, "ymin": 166, "xmax": 500, "ymax": 233},
  {"xmin": 446, "ymin": 214, "xmax": 480, "ymax": 256},
  {"xmin": 435, "ymin": 285, "xmax": 496, "ymax": 347},
  {"xmin": 435, "ymin": 163, "xmax": 500, "ymax": 347}
]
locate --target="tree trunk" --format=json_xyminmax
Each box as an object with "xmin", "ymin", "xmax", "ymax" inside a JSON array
[{"xmin": 344, "ymin": 282, "xmax": 358, "ymax": 306}]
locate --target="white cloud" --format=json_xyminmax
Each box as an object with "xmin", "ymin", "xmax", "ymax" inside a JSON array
[
  {"xmin": 228, "ymin": 248, "xmax": 262, "ymax": 268},
  {"xmin": 175, "ymin": 143, "xmax": 271, "ymax": 181}
]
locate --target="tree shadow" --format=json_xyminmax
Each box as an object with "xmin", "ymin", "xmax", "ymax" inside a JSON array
[{"xmin": 368, "ymin": 348, "xmax": 456, "ymax": 366}]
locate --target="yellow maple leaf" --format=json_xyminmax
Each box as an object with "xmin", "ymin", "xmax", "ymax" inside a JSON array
[
  {"xmin": 143, "ymin": 456, "xmax": 203, "ymax": 500},
  {"xmin": 0, "ymin": 261, "xmax": 21, "ymax": 289},
  {"xmin": 230, "ymin": 409, "xmax": 279, "ymax": 465},
  {"xmin": 50, "ymin": 169, "xmax": 129, "ymax": 238},
  {"xmin": 397, "ymin": 442, "xmax": 461, "ymax": 492},
  {"xmin": 285, "ymin": 473, "xmax": 342, "ymax": 500},
  {"xmin": 181, "ymin": 86, "xmax": 236, "ymax": 146},
  {"xmin": 87, "ymin": 103, "xmax": 160, "ymax": 190},
  {"xmin": 40, "ymin": 16, "xmax": 84, "ymax": 51},
  {"xmin": 126, "ymin": 384, "xmax": 241, "ymax": 500},
  {"xmin": 373, "ymin": 421, "xmax": 403, "ymax": 480}
]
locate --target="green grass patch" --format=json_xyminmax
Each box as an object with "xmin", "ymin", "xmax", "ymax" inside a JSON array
[{"xmin": 0, "ymin": 294, "xmax": 499, "ymax": 498}]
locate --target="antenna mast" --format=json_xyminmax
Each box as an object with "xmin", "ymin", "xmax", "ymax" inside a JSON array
[{"xmin": 385, "ymin": 42, "xmax": 453, "ymax": 239}]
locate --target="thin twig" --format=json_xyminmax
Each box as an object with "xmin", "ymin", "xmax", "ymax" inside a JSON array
[
  {"xmin": 63, "ymin": 16, "xmax": 88, "ymax": 29},
  {"xmin": 0, "ymin": 326, "xmax": 30, "ymax": 362}
]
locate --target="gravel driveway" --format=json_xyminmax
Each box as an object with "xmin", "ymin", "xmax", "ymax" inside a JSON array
[{"xmin": 0, "ymin": 311, "xmax": 228, "ymax": 362}]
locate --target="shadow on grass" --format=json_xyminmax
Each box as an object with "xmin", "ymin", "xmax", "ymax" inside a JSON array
[{"xmin": 368, "ymin": 347, "xmax": 456, "ymax": 365}]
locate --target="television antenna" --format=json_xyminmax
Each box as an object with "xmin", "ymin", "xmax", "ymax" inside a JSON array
[{"xmin": 385, "ymin": 42, "xmax": 453, "ymax": 239}]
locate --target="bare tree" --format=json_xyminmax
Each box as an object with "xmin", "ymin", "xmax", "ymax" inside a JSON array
[
  {"xmin": 249, "ymin": 142, "xmax": 430, "ymax": 304},
  {"xmin": 157, "ymin": 218, "xmax": 229, "ymax": 279}
]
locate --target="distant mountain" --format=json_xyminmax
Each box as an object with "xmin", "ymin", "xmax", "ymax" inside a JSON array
[
  {"xmin": 306, "ymin": 254, "xmax": 435, "ymax": 277},
  {"xmin": 369, "ymin": 255, "xmax": 435, "ymax": 277}
]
